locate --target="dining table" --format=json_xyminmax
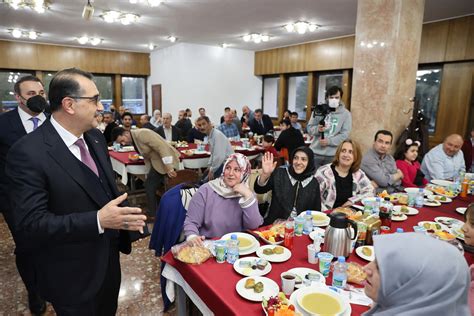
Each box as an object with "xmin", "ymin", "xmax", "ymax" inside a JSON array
[
  {"xmin": 160, "ymin": 194, "xmax": 474, "ymax": 316},
  {"xmin": 108, "ymin": 141, "xmax": 265, "ymax": 185}
]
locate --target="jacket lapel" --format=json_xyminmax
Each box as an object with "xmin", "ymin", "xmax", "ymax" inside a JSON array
[{"xmin": 42, "ymin": 121, "xmax": 107, "ymax": 207}]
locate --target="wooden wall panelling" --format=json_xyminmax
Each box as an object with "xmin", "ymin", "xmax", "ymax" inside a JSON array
[
  {"xmin": 467, "ymin": 16, "xmax": 474, "ymax": 60},
  {"xmin": 342, "ymin": 70, "xmax": 352, "ymax": 110},
  {"xmin": 445, "ymin": 15, "xmax": 474, "ymax": 62},
  {"xmin": 114, "ymin": 74, "xmax": 122, "ymax": 108},
  {"xmin": 308, "ymin": 38, "xmax": 343, "ymax": 71},
  {"xmin": 0, "ymin": 41, "xmax": 38, "ymax": 70},
  {"xmin": 430, "ymin": 62, "xmax": 474, "ymax": 145},
  {"xmin": 305, "ymin": 72, "xmax": 314, "ymax": 121},
  {"xmin": 340, "ymin": 36, "xmax": 355, "ymax": 69},
  {"xmin": 418, "ymin": 20, "xmax": 449, "ymax": 64},
  {"xmin": 277, "ymin": 74, "xmax": 287, "ymax": 119}
]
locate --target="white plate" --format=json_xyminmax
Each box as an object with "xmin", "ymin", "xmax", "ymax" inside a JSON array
[
  {"xmin": 233, "ymin": 256, "xmax": 272, "ymax": 277},
  {"xmin": 361, "ymin": 197, "xmax": 378, "ymax": 206},
  {"xmin": 290, "ymin": 286, "xmax": 351, "ymax": 316},
  {"xmin": 235, "ymin": 276, "xmax": 279, "ymax": 302},
  {"xmin": 221, "ymin": 232, "xmax": 259, "ymax": 254},
  {"xmin": 355, "ymin": 246, "xmax": 375, "ymax": 262},
  {"xmin": 427, "ymin": 194, "xmax": 452, "ymax": 203},
  {"xmin": 298, "ymin": 211, "xmax": 330, "ymax": 227},
  {"xmin": 309, "ymin": 227, "xmax": 326, "ymax": 241},
  {"xmin": 450, "ymin": 226, "xmax": 465, "ymax": 240},
  {"xmin": 393, "ymin": 205, "xmax": 419, "ymax": 215},
  {"xmin": 404, "ymin": 188, "xmax": 431, "ymax": 196},
  {"xmin": 256, "ymin": 245, "xmax": 292, "ymax": 263},
  {"xmin": 418, "ymin": 221, "xmax": 444, "ymax": 231},
  {"xmin": 424, "ymin": 199, "xmax": 441, "ymax": 207},
  {"xmin": 456, "ymin": 207, "xmax": 467, "ymax": 215},
  {"xmin": 287, "ymin": 267, "xmax": 325, "ymax": 289},
  {"xmin": 391, "ymin": 213, "xmax": 408, "ymax": 221},
  {"xmin": 431, "ymin": 179, "xmax": 455, "ymax": 187},
  {"xmin": 434, "ymin": 217, "xmax": 464, "ymax": 228}
]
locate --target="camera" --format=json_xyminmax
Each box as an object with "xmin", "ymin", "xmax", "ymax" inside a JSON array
[{"xmin": 310, "ymin": 103, "xmax": 335, "ymax": 139}]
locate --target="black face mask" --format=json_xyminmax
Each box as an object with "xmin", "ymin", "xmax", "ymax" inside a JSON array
[
  {"xmin": 25, "ymin": 95, "xmax": 48, "ymax": 113},
  {"xmin": 110, "ymin": 108, "xmax": 115, "ymax": 112}
]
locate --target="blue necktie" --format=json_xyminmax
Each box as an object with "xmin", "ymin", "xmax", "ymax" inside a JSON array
[{"xmin": 30, "ymin": 117, "xmax": 39, "ymax": 131}]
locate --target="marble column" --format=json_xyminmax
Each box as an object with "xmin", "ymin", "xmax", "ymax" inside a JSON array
[{"xmin": 350, "ymin": 0, "xmax": 425, "ymax": 152}]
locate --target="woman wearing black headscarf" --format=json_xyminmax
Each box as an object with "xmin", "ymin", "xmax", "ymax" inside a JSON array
[{"xmin": 254, "ymin": 146, "xmax": 321, "ymax": 225}]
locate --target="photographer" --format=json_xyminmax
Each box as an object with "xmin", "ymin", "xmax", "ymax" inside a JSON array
[{"xmin": 307, "ymin": 86, "xmax": 352, "ymax": 170}]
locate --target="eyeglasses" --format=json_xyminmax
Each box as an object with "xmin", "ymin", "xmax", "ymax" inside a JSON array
[{"xmin": 67, "ymin": 95, "xmax": 100, "ymax": 104}]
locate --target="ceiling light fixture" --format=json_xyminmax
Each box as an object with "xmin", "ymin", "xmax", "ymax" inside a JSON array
[
  {"xmin": 77, "ymin": 36, "xmax": 102, "ymax": 46},
  {"xmin": 147, "ymin": 0, "xmax": 162, "ymax": 6},
  {"xmin": 82, "ymin": 0, "xmax": 94, "ymax": 20},
  {"xmin": 4, "ymin": 0, "xmax": 50, "ymax": 13},
  {"xmin": 167, "ymin": 36, "xmax": 177, "ymax": 42},
  {"xmin": 284, "ymin": 21, "xmax": 319, "ymax": 34},
  {"xmin": 101, "ymin": 10, "xmax": 139, "ymax": 25},
  {"xmin": 221, "ymin": 43, "xmax": 229, "ymax": 48},
  {"xmin": 8, "ymin": 28, "xmax": 41, "ymax": 40},
  {"xmin": 242, "ymin": 33, "xmax": 270, "ymax": 44},
  {"xmin": 148, "ymin": 43, "xmax": 155, "ymax": 50}
]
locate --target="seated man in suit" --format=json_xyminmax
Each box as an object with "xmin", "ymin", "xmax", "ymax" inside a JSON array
[
  {"xmin": 103, "ymin": 111, "xmax": 118, "ymax": 144},
  {"xmin": 113, "ymin": 127, "xmax": 180, "ymax": 216},
  {"xmin": 249, "ymin": 109, "xmax": 273, "ymax": 136},
  {"xmin": 6, "ymin": 68, "xmax": 147, "ymax": 315},
  {"xmin": 139, "ymin": 114, "xmax": 155, "ymax": 130},
  {"xmin": 155, "ymin": 112, "xmax": 181, "ymax": 142},
  {"xmin": 175, "ymin": 110, "xmax": 192, "ymax": 139}
]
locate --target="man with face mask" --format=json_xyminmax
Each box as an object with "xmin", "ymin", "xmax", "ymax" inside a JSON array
[
  {"xmin": 0, "ymin": 75, "xmax": 48, "ymax": 315},
  {"xmin": 307, "ymin": 86, "xmax": 352, "ymax": 170}
]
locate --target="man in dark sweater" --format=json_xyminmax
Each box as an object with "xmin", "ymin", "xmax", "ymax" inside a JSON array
[{"xmin": 274, "ymin": 119, "xmax": 305, "ymax": 157}]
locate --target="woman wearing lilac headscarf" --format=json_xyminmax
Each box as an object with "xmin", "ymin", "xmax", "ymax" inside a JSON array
[
  {"xmin": 363, "ymin": 233, "xmax": 470, "ymax": 315},
  {"xmin": 184, "ymin": 153, "xmax": 263, "ymax": 242}
]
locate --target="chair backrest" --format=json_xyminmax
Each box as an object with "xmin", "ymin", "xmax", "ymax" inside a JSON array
[{"xmin": 165, "ymin": 169, "xmax": 200, "ymax": 191}]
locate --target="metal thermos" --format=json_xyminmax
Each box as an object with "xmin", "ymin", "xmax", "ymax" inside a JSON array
[{"xmin": 324, "ymin": 212, "xmax": 358, "ymax": 258}]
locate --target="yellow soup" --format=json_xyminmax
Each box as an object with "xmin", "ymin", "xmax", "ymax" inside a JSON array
[
  {"xmin": 312, "ymin": 213, "xmax": 327, "ymax": 221},
  {"xmin": 238, "ymin": 237, "xmax": 253, "ymax": 249},
  {"xmin": 301, "ymin": 293, "xmax": 342, "ymax": 315}
]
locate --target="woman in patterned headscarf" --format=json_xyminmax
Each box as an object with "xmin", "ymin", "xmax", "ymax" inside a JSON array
[{"xmin": 184, "ymin": 153, "xmax": 263, "ymax": 242}]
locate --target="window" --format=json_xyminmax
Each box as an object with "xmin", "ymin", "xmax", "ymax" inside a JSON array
[
  {"xmin": 0, "ymin": 70, "xmax": 34, "ymax": 111},
  {"xmin": 121, "ymin": 76, "xmax": 146, "ymax": 114},
  {"xmin": 262, "ymin": 77, "xmax": 279, "ymax": 118},
  {"xmin": 315, "ymin": 72, "xmax": 343, "ymax": 105},
  {"xmin": 42, "ymin": 71, "xmax": 56, "ymax": 96},
  {"xmin": 94, "ymin": 75, "xmax": 113, "ymax": 110},
  {"xmin": 287, "ymin": 74, "xmax": 308, "ymax": 120},
  {"xmin": 415, "ymin": 67, "xmax": 442, "ymax": 134}
]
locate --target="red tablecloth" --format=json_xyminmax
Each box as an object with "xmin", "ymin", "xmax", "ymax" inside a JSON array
[
  {"xmin": 108, "ymin": 142, "xmax": 265, "ymax": 164},
  {"xmin": 161, "ymin": 196, "xmax": 474, "ymax": 315}
]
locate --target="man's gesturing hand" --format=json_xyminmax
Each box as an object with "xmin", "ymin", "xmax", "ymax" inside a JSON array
[{"xmin": 98, "ymin": 193, "xmax": 147, "ymax": 233}]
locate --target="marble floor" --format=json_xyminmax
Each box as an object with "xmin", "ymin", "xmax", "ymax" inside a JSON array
[{"xmin": 0, "ymin": 215, "xmax": 176, "ymax": 316}]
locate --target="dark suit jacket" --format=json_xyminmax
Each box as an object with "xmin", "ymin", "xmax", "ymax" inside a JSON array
[
  {"xmin": 0, "ymin": 109, "xmax": 26, "ymax": 213},
  {"xmin": 155, "ymin": 125, "xmax": 181, "ymax": 142},
  {"xmin": 103, "ymin": 122, "xmax": 118, "ymax": 145},
  {"xmin": 249, "ymin": 114, "xmax": 273, "ymax": 135},
  {"xmin": 6, "ymin": 120, "xmax": 132, "ymax": 305}
]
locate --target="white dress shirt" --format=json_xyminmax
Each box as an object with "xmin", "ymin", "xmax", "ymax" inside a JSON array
[
  {"xmin": 17, "ymin": 106, "xmax": 46, "ymax": 133},
  {"xmin": 50, "ymin": 116, "xmax": 104, "ymax": 234}
]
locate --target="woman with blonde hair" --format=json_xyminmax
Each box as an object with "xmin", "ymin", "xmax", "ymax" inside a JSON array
[{"xmin": 315, "ymin": 139, "xmax": 374, "ymax": 210}]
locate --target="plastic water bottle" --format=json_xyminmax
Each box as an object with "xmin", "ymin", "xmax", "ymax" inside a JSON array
[
  {"xmin": 396, "ymin": 228, "xmax": 404, "ymax": 233},
  {"xmin": 332, "ymin": 256, "xmax": 348, "ymax": 289},
  {"xmin": 415, "ymin": 188, "xmax": 424, "ymax": 208},
  {"xmin": 373, "ymin": 197, "xmax": 381, "ymax": 216},
  {"xmin": 226, "ymin": 234, "xmax": 239, "ymax": 264},
  {"xmin": 303, "ymin": 210, "xmax": 313, "ymax": 235},
  {"xmin": 290, "ymin": 208, "xmax": 297, "ymax": 220}
]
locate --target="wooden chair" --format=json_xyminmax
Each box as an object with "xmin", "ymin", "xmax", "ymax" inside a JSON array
[{"xmin": 156, "ymin": 169, "xmax": 200, "ymax": 198}]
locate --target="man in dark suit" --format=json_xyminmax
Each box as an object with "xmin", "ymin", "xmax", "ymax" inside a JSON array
[
  {"xmin": 6, "ymin": 68, "xmax": 147, "ymax": 315},
  {"xmin": 175, "ymin": 110, "xmax": 192, "ymax": 138},
  {"xmin": 249, "ymin": 108, "xmax": 273, "ymax": 135},
  {"xmin": 155, "ymin": 112, "xmax": 181, "ymax": 141},
  {"xmin": 0, "ymin": 75, "xmax": 48, "ymax": 315},
  {"xmin": 102, "ymin": 111, "xmax": 118, "ymax": 144}
]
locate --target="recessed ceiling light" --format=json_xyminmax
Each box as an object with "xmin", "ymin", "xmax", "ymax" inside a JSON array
[
  {"xmin": 90, "ymin": 37, "xmax": 102, "ymax": 46},
  {"xmin": 168, "ymin": 36, "xmax": 177, "ymax": 42},
  {"xmin": 28, "ymin": 31, "xmax": 38, "ymax": 39},
  {"xmin": 77, "ymin": 36, "xmax": 89, "ymax": 45},
  {"xmin": 148, "ymin": 0, "xmax": 162, "ymax": 7},
  {"xmin": 11, "ymin": 28, "xmax": 22, "ymax": 38}
]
